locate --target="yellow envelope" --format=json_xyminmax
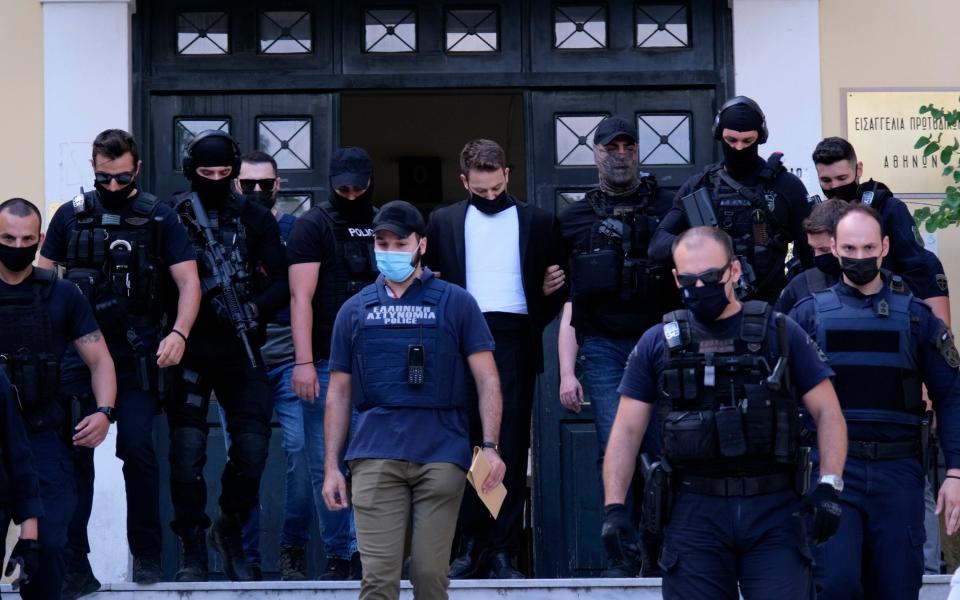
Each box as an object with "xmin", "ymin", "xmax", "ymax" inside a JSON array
[{"xmin": 466, "ymin": 446, "xmax": 507, "ymax": 519}]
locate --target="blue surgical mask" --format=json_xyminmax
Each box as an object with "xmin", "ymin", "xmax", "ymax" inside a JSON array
[{"xmin": 375, "ymin": 248, "xmax": 418, "ymax": 283}]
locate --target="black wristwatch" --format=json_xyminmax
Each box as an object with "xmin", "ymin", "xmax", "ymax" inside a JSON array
[
  {"xmin": 96, "ymin": 406, "xmax": 116, "ymax": 423},
  {"xmin": 481, "ymin": 441, "xmax": 500, "ymax": 454}
]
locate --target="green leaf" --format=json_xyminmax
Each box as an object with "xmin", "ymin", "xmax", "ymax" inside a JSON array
[
  {"xmin": 942, "ymin": 147, "xmax": 954, "ymax": 164},
  {"xmin": 920, "ymin": 105, "xmax": 929, "ymax": 114},
  {"xmin": 954, "ymin": 170, "xmax": 960, "ymax": 183},
  {"xmin": 915, "ymin": 206, "xmax": 932, "ymax": 221},
  {"xmin": 927, "ymin": 217, "xmax": 941, "ymax": 233},
  {"xmin": 916, "ymin": 136, "xmax": 931, "ymax": 149},
  {"xmin": 944, "ymin": 194, "xmax": 960, "ymax": 211},
  {"xmin": 932, "ymin": 109, "xmax": 944, "ymax": 120},
  {"xmin": 945, "ymin": 166, "xmax": 955, "ymax": 176},
  {"xmin": 924, "ymin": 142, "xmax": 941, "ymax": 157}
]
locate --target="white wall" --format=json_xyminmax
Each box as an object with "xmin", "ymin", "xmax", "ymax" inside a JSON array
[
  {"xmin": 731, "ymin": 0, "xmax": 823, "ymax": 195},
  {"xmin": 42, "ymin": 0, "xmax": 136, "ymax": 582}
]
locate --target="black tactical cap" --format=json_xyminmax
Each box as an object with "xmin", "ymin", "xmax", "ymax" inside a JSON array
[
  {"xmin": 593, "ymin": 116, "xmax": 638, "ymax": 145},
  {"xmin": 372, "ymin": 200, "xmax": 425, "ymax": 237},
  {"xmin": 330, "ymin": 147, "xmax": 373, "ymax": 189}
]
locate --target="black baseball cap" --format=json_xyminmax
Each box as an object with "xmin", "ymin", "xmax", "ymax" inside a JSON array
[
  {"xmin": 330, "ymin": 147, "xmax": 373, "ymax": 189},
  {"xmin": 372, "ymin": 200, "xmax": 425, "ymax": 237},
  {"xmin": 594, "ymin": 116, "xmax": 638, "ymax": 145}
]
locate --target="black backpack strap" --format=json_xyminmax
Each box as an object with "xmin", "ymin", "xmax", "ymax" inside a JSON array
[
  {"xmin": 31, "ymin": 267, "xmax": 58, "ymax": 301},
  {"xmin": 739, "ymin": 300, "xmax": 771, "ymax": 346},
  {"xmin": 131, "ymin": 192, "xmax": 160, "ymax": 216},
  {"xmin": 662, "ymin": 309, "xmax": 692, "ymax": 348},
  {"xmin": 72, "ymin": 191, "xmax": 94, "ymax": 216},
  {"xmin": 757, "ymin": 152, "xmax": 785, "ymax": 185}
]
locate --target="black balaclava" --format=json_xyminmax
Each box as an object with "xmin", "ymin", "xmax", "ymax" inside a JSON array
[
  {"xmin": 331, "ymin": 178, "xmax": 375, "ymax": 224},
  {"xmin": 595, "ymin": 143, "xmax": 640, "ymax": 197},
  {"xmin": 719, "ymin": 103, "xmax": 763, "ymax": 178},
  {"xmin": 189, "ymin": 136, "xmax": 237, "ymax": 206}
]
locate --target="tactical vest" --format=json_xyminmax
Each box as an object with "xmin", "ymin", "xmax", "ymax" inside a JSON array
[
  {"xmin": 351, "ymin": 276, "xmax": 466, "ymax": 411},
  {"xmin": 314, "ymin": 200, "xmax": 378, "ymax": 339},
  {"xmin": 570, "ymin": 183, "xmax": 669, "ymax": 301},
  {"xmin": 658, "ymin": 301, "xmax": 799, "ymax": 471},
  {"xmin": 803, "ymin": 268, "xmax": 836, "ymax": 295},
  {"xmin": 858, "ymin": 179, "xmax": 892, "ymax": 214},
  {"xmin": 0, "ymin": 268, "xmax": 60, "ymax": 416},
  {"xmin": 64, "ymin": 190, "xmax": 164, "ymax": 336},
  {"xmin": 704, "ymin": 154, "xmax": 790, "ymax": 297},
  {"xmin": 813, "ymin": 286, "xmax": 923, "ymax": 418}
]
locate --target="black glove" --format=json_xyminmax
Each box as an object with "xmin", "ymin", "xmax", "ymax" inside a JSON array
[
  {"xmin": 804, "ymin": 482, "xmax": 842, "ymax": 546},
  {"xmin": 601, "ymin": 503, "xmax": 641, "ymax": 568},
  {"xmin": 5, "ymin": 538, "xmax": 40, "ymax": 590}
]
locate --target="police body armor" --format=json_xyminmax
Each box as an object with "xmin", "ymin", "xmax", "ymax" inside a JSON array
[
  {"xmin": 314, "ymin": 200, "xmax": 378, "ymax": 341},
  {"xmin": 351, "ymin": 276, "xmax": 466, "ymax": 411},
  {"xmin": 0, "ymin": 268, "xmax": 61, "ymax": 426},
  {"xmin": 64, "ymin": 190, "xmax": 165, "ymax": 338},
  {"xmin": 658, "ymin": 301, "xmax": 799, "ymax": 473},
  {"xmin": 571, "ymin": 182, "xmax": 670, "ymax": 301},
  {"xmin": 704, "ymin": 153, "xmax": 790, "ymax": 298}
]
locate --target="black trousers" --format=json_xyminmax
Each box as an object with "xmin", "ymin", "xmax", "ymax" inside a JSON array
[
  {"xmin": 166, "ymin": 338, "xmax": 272, "ymax": 532},
  {"xmin": 458, "ymin": 314, "xmax": 536, "ymax": 555}
]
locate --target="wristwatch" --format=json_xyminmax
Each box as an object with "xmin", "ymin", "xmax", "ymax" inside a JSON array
[
  {"xmin": 818, "ymin": 474, "xmax": 843, "ymax": 493},
  {"xmin": 96, "ymin": 406, "xmax": 116, "ymax": 423},
  {"xmin": 481, "ymin": 441, "xmax": 500, "ymax": 454}
]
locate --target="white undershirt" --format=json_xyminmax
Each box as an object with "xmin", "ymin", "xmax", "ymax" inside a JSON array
[{"xmin": 464, "ymin": 205, "xmax": 528, "ymax": 314}]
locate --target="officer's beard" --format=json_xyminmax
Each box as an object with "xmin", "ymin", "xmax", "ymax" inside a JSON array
[{"xmin": 594, "ymin": 145, "xmax": 640, "ymax": 197}]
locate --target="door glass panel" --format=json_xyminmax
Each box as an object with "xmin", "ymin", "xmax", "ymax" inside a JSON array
[
  {"xmin": 364, "ymin": 9, "xmax": 417, "ymax": 53},
  {"xmin": 446, "ymin": 8, "xmax": 499, "ymax": 53},
  {"xmin": 637, "ymin": 114, "xmax": 691, "ymax": 165},
  {"xmin": 258, "ymin": 119, "xmax": 312, "ymax": 169},
  {"xmin": 554, "ymin": 6, "xmax": 607, "ymax": 50},
  {"xmin": 555, "ymin": 115, "xmax": 606, "ymax": 166},
  {"xmin": 636, "ymin": 4, "xmax": 689, "ymax": 48},
  {"xmin": 259, "ymin": 11, "xmax": 313, "ymax": 54},
  {"xmin": 177, "ymin": 12, "xmax": 229, "ymax": 55},
  {"xmin": 174, "ymin": 119, "xmax": 231, "ymax": 169},
  {"xmin": 276, "ymin": 193, "xmax": 313, "ymax": 217}
]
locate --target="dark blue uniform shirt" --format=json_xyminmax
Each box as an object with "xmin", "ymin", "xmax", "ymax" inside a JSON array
[
  {"xmin": 0, "ymin": 370, "xmax": 43, "ymax": 523},
  {"xmin": 789, "ymin": 280, "xmax": 960, "ymax": 468},
  {"xmin": 329, "ymin": 268, "xmax": 495, "ymax": 470}
]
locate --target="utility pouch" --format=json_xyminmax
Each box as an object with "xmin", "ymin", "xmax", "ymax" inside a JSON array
[
  {"xmin": 715, "ymin": 404, "xmax": 748, "ymax": 458},
  {"xmin": 65, "ymin": 268, "xmax": 104, "ymax": 301},
  {"xmin": 795, "ymin": 445, "xmax": 812, "ymax": 496},
  {"xmin": 662, "ymin": 410, "xmax": 718, "ymax": 463},
  {"xmin": 641, "ymin": 454, "xmax": 673, "ymax": 534},
  {"xmin": 743, "ymin": 384, "xmax": 774, "ymax": 456},
  {"xmin": 572, "ymin": 250, "xmax": 622, "ymax": 295}
]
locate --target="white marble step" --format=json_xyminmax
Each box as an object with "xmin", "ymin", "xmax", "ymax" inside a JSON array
[{"xmin": 1, "ymin": 576, "xmax": 955, "ymax": 599}]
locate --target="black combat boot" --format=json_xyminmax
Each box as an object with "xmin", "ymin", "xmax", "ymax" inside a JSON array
[
  {"xmin": 62, "ymin": 556, "xmax": 101, "ymax": 600},
  {"xmin": 132, "ymin": 555, "xmax": 163, "ymax": 584},
  {"xmin": 175, "ymin": 526, "xmax": 209, "ymax": 582},
  {"xmin": 277, "ymin": 545, "xmax": 307, "ymax": 581},
  {"xmin": 208, "ymin": 511, "xmax": 254, "ymax": 581}
]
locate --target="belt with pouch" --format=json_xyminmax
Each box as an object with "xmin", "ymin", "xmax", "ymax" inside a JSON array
[{"xmin": 677, "ymin": 471, "xmax": 793, "ymax": 497}]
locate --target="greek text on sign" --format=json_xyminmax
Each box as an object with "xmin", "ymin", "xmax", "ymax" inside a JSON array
[
  {"xmin": 845, "ymin": 90, "xmax": 960, "ymax": 194},
  {"xmin": 366, "ymin": 305, "xmax": 437, "ymax": 325}
]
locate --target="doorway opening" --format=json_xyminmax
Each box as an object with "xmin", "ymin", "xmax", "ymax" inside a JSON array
[{"xmin": 340, "ymin": 90, "xmax": 526, "ymax": 216}]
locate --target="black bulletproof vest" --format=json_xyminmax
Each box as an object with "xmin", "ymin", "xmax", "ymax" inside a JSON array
[
  {"xmin": 64, "ymin": 190, "xmax": 164, "ymax": 335},
  {"xmin": 657, "ymin": 301, "xmax": 799, "ymax": 474},
  {"xmin": 0, "ymin": 269, "xmax": 61, "ymax": 417}
]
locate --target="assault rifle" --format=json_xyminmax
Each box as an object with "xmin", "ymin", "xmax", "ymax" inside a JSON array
[{"xmin": 186, "ymin": 193, "xmax": 259, "ymax": 368}]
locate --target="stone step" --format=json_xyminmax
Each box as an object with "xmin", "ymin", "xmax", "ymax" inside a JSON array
[{"xmin": 1, "ymin": 576, "xmax": 955, "ymax": 599}]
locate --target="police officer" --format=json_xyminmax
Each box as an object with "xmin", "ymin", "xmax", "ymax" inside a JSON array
[
  {"xmin": 774, "ymin": 198, "xmax": 846, "ymax": 314},
  {"xmin": 650, "ymin": 96, "xmax": 813, "ymax": 304},
  {"xmin": 287, "ymin": 147, "xmax": 378, "ymax": 580},
  {"xmin": 812, "ymin": 136, "xmax": 951, "ymax": 325},
  {"xmin": 602, "ymin": 226, "xmax": 847, "ymax": 599},
  {"xmin": 167, "ymin": 131, "xmax": 288, "ymax": 582},
  {"xmin": 788, "ymin": 204, "xmax": 960, "ymax": 599},
  {"xmin": 321, "ymin": 200, "xmax": 506, "ymax": 600},
  {"xmin": 0, "ymin": 368, "xmax": 41, "ymax": 597},
  {"xmin": 1, "ymin": 197, "xmax": 118, "ymax": 599},
  {"xmin": 556, "ymin": 115, "xmax": 676, "ymax": 576}
]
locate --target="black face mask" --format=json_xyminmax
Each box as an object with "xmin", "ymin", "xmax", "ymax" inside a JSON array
[
  {"xmin": 331, "ymin": 188, "xmax": 375, "ymax": 224},
  {"xmin": 840, "ymin": 256, "xmax": 881, "ymax": 286},
  {"xmin": 469, "ymin": 191, "xmax": 515, "ymax": 215},
  {"xmin": 192, "ymin": 175, "xmax": 233, "ymax": 204},
  {"xmin": 681, "ymin": 281, "xmax": 730, "ymax": 322},
  {"xmin": 0, "ymin": 243, "xmax": 38, "ymax": 273},
  {"xmin": 95, "ymin": 181, "xmax": 137, "ymax": 213},
  {"xmin": 823, "ymin": 181, "xmax": 860, "ymax": 202},
  {"xmin": 813, "ymin": 253, "xmax": 842, "ymax": 277},
  {"xmin": 243, "ymin": 191, "xmax": 276, "ymax": 211},
  {"xmin": 721, "ymin": 142, "xmax": 759, "ymax": 178}
]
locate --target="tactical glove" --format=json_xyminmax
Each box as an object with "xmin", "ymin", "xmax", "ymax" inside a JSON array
[
  {"xmin": 5, "ymin": 538, "xmax": 40, "ymax": 590},
  {"xmin": 804, "ymin": 482, "xmax": 842, "ymax": 546},
  {"xmin": 601, "ymin": 503, "xmax": 641, "ymax": 569}
]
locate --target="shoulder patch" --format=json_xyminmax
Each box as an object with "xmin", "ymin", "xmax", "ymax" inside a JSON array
[
  {"xmin": 914, "ymin": 225, "xmax": 926, "ymax": 248},
  {"xmin": 937, "ymin": 273, "xmax": 949, "ymax": 292},
  {"xmin": 938, "ymin": 327, "xmax": 960, "ymax": 370}
]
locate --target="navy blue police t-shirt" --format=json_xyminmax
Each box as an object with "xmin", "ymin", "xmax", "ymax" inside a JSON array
[
  {"xmin": 618, "ymin": 307, "xmax": 833, "ymax": 405},
  {"xmin": 329, "ymin": 268, "xmax": 495, "ymax": 470}
]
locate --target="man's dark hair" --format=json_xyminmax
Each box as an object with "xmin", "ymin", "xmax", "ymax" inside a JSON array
[
  {"xmin": 837, "ymin": 202, "xmax": 885, "ymax": 238},
  {"xmin": 459, "ymin": 139, "xmax": 506, "ymax": 176},
  {"xmin": 0, "ymin": 197, "xmax": 43, "ymax": 228},
  {"xmin": 803, "ymin": 198, "xmax": 846, "ymax": 236},
  {"xmin": 672, "ymin": 226, "xmax": 734, "ymax": 263},
  {"xmin": 92, "ymin": 129, "xmax": 139, "ymax": 166},
  {"xmin": 812, "ymin": 136, "xmax": 857, "ymax": 167},
  {"xmin": 240, "ymin": 150, "xmax": 278, "ymax": 174}
]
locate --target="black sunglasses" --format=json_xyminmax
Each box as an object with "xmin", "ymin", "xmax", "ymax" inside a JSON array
[
  {"xmin": 238, "ymin": 178, "xmax": 277, "ymax": 192},
  {"xmin": 94, "ymin": 171, "xmax": 136, "ymax": 185},
  {"xmin": 676, "ymin": 261, "xmax": 731, "ymax": 287}
]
